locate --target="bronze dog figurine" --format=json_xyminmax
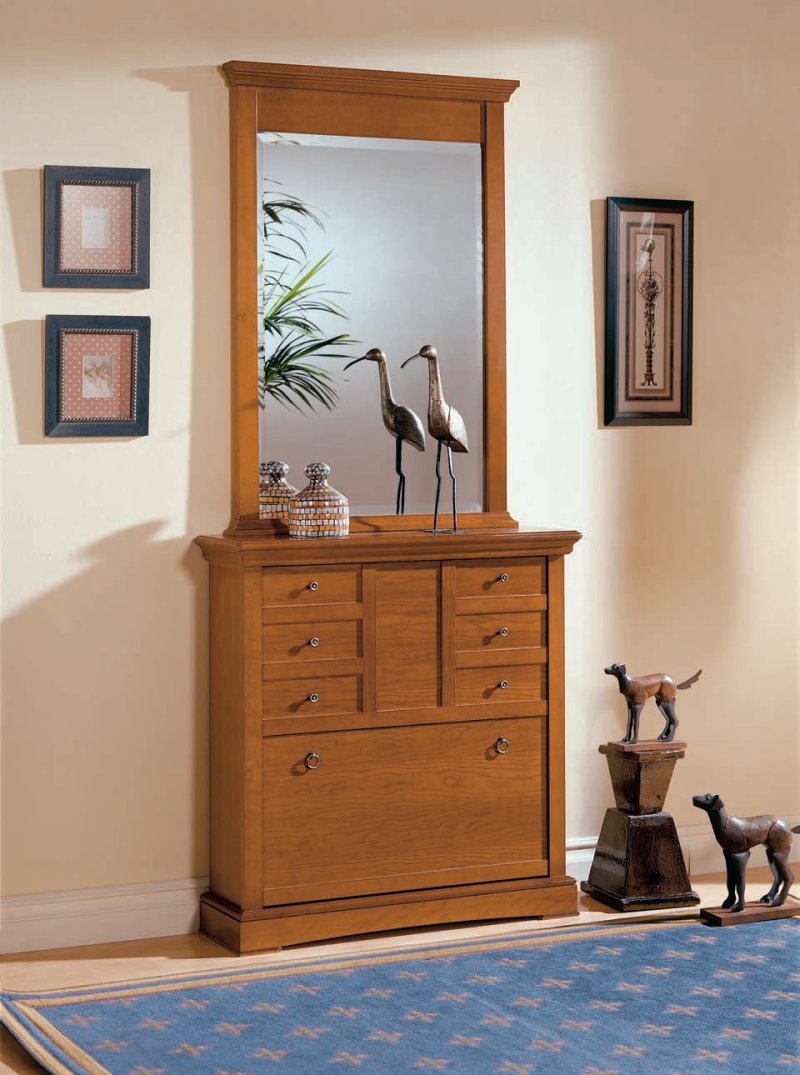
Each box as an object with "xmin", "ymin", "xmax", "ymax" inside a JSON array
[
  {"xmin": 605, "ymin": 662, "xmax": 702, "ymax": 743},
  {"xmin": 693, "ymin": 793, "xmax": 800, "ymax": 911}
]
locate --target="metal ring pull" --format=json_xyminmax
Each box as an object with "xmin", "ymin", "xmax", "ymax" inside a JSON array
[
  {"xmin": 304, "ymin": 752, "xmax": 321, "ymax": 770},
  {"xmin": 498, "ymin": 627, "xmax": 509, "ymax": 637},
  {"xmin": 498, "ymin": 680, "xmax": 509, "ymax": 690},
  {"xmin": 308, "ymin": 692, "xmax": 320, "ymax": 703},
  {"xmin": 498, "ymin": 572, "xmax": 509, "ymax": 583},
  {"xmin": 495, "ymin": 737, "xmax": 511, "ymax": 755},
  {"xmin": 308, "ymin": 580, "xmax": 319, "ymax": 591},
  {"xmin": 309, "ymin": 637, "xmax": 320, "ymax": 648}
]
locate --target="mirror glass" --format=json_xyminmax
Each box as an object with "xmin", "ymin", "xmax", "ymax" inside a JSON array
[{"xmin": 257, "ymin": 133, "xmax": 484, "ymax": 515}]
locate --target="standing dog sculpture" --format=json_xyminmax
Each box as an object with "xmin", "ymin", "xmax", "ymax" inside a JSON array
[
  {"xmin": 693, "ymin": 793, "xmax": 800, "ymax": 911},
  {"xmin": 604, "ymin": 662, "xmax": 702, "ymax": 744}
]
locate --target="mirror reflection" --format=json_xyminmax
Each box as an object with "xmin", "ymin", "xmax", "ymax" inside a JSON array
[{"xmin": 257, "ymin": 133, "xmax": 484, "ymax": 516}]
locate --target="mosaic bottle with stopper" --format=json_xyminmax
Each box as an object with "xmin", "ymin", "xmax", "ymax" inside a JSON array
[
  {"xmin": 258, "ymin": 461, "xmax": 298, "ymax": 523},
  {"xmin": 289, "ymin": 462, "xmax": 349, "ymax": 538}
]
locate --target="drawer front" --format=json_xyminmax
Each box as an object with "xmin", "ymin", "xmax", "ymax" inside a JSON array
[
  {"xmin": 263, "ymin": 620, "xmax": 361, "ymax": 664},
  {"xmin": 455, "ymin": 610, "xmax": 545, "ymax": 654},
  {"xmin": 263, "ymin": 674, "xmax": 360, "ymax": 719},
  {"xmin": 455, "ymin": 664, "xmax": 546, "ymax": 706},
  {"xmin": 455, "ymin": 558, "xmax": 546, "ymax": 600},
  {"xmin": 262, "ymin": 565, "xmax": 360, "ymax": 608},
  {"xmin": 262, "ymin": 718, "xmax": 547, "ymax": 904}
]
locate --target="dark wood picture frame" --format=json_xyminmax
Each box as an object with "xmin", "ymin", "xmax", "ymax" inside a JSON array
[
  {"xmin": 604, "ymin": 196, "xmax": 693, "ymax": 426},
  {"xmin": 45, "ymin": 315, "xmax": 151, "ymax": 437},
  {"xmin": 43, "ymin": 166, "xmax": 150, "ymax": 289}
]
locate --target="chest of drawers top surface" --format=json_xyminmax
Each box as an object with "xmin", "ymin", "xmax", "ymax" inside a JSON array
[{"xmin": 196, "ymin": 525, "xmax": 581, "ymax": 568}]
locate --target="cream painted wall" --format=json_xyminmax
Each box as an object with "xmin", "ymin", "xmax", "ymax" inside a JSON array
[{"xmin": 1, "ymin": 0, "xmax": 797, "ymax": 899}]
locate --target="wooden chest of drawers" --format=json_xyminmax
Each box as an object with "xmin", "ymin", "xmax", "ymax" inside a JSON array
[{"xmin": 197, "ymin": 527, "xmax": 580, "ymax": 952}]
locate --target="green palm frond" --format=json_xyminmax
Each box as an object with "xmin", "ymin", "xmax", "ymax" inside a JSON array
[
  {"xmin": 259, "ymin": 330, "xmax": 354, "ymax": 412},
  {"xmin": 259, "ymin": 185, "xmax": 357, "ymax": 413}
]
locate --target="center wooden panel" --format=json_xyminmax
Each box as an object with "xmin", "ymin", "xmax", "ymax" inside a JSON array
[
  {"xmin": 261, "ymin": 717, "xmax": 547, "ymax": 905},
  {"xmin": 372, "ymin": 562, "xmax": 440, "ymax": 712}
]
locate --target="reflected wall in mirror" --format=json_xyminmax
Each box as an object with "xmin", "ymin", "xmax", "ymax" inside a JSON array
[{"xmin": 258, "ymin": 134, "xmax": 484, "ymax": 516}]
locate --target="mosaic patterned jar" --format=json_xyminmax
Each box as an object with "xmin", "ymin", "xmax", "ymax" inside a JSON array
[
  {"xmin": 289, "ymin": 463, "xmax": 349, "ymax": 539},
  {"xmin": 259, "ymin": 461, "xmax": 298, "ymax": 523}
]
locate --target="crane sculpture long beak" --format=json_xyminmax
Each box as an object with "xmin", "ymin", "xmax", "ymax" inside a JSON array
[
  {"xmin": 343, "ymin": 355, "xmax": 367, "ymax": 371},
  {"xmin": 400, "ymin": 352, "xmax": 420, "ymax": 369}
]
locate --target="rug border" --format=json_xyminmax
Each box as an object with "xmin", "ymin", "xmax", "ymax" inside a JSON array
[
  {"xmin": 0, "ymin": 916, "xmax": 729, "ymax": 1075},
  {"xmin": 3, "ymin": 917, "xmax": 700, "ymax": 1004},
  {"xmin": 1, "ymin": 999, "xmax": 111, "ymax": 1075}
]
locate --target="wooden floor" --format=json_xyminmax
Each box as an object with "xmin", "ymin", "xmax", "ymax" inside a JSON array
[{"xmin": 1, "ymin": 870, "xmax": 794, "ymax": 1074}]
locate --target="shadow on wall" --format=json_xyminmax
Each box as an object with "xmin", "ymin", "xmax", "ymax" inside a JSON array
[
  {"xmin": 0, "ymin": 522, "xmax": 209, "ymax": 893},
  {"xmin": 4, "ymin": 320, "xmax": 43, "ymax": 444},
  {"xmin": 3, "ymin": 169, "xmax": 43, "ymax": 294},
  {"xmin": 133, "ymin": 65, "xmax": 230, "ymax": 536}
]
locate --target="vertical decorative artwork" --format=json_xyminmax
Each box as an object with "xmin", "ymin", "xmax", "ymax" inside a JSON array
[
  {"xmin": 43, "ymin": 166, "xmax": 150, "ymax": 288},
  {"xmin": 604, "ymin": 197, "xmax": 693, "ymax": 425},
  {"xmin": 44, "ymin": 315, "xmax": 150, "ymax": 437}
]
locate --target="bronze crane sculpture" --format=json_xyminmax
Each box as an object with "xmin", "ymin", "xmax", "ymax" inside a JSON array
[
  {"xmin": 401, "ymin": 344, "xmax": 469, "ymax": 532},
  {"xmin": 343, "ymin": 348, "xmax": 425, "ymax": 514}
]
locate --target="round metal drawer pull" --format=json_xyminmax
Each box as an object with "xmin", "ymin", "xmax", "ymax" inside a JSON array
[
  {"xmin": 498, "ymin": 572, "xmax": 509, "ymax": 583},
  {"xmin": 308, "ymin": 580, "xmax": 319, "ymax": 591},
  {"xmin": 305, "ymin": 752, "xmax": 321, "ymax": 770},
  {"xmin": 495, "ymin": 737, "xmax": 511, "ymax": 754},
  {"xmin": 498, "ymin": 680, "xmax": 509, "ymax": 690},
  {"xmin": 498, "ymin": 626, "xmax": 509, "ymax": 637},
  {"xmin": 308, "ymin": 692, "xmax": 320, "ymax": 703},
  {"xmin": 309, "ymin": 637, "xmax": 320, "ymax": 648}
]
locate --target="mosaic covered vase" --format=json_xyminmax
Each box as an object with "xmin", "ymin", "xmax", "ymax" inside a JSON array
[
  {"xmin": 289, "ymin": 462, "xmax": 349, "ymax": 539},
  {"xmin": 258, "ymin": 461, "xmax": 298, "ymax": 523}
]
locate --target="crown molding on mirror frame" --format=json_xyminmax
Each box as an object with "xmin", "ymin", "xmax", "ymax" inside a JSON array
[{"xmin": 220, "ymin": 60, "xmax": 519, "ymax": 537}]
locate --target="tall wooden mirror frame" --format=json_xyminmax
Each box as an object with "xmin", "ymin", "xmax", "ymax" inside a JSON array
[{"xmin": 221, "ymin": 61, "xmax": 519, "ymax": 536}]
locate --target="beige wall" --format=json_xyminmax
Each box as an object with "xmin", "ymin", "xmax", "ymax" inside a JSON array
[{"xmin": 1, "ymin": 0, "xmax": 797, "ymax": 898}]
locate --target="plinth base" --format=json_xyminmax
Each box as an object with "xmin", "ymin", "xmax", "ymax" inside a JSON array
[
  {"xmin": 581, "ymin": 881, "xmax": 700, "ymax": 912},
  {"xmin": 700, "ymin": 901, "xmax": 800, "ymax": 927},
  {"xmin": 581, "ymin": 808, "xmax": 699, "ymax": 912}
]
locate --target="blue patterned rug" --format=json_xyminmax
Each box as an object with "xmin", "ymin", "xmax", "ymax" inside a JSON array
[{"xmin": 2, "ymin": 918, "xmax": 799, "ymax": 1074}]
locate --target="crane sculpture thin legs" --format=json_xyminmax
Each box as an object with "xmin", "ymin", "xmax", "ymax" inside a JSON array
[
  {"xmin": 432, "ymin": 442, "xmax": 458, "ymax": 532},
  {"xmin": 395, "ymin": 436, "xmax": 406, "ymax": 516}
]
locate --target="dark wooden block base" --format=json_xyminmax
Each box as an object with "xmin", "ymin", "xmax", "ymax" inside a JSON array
[
  {"xmin": 701, "ymin": 900, "xmax": 800, "ymax": 927},
  {"xmin": 580, "ymin": 880, "xmax": 700, "ymax": 912},
  {"xmin": 581, "ymin": 808, "xmax": 699, "ymax": 912}
]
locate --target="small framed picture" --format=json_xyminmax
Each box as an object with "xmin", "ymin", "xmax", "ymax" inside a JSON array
[
  {"xmin": 604, "ymin": 196, "xmax": 693, "ymax": 426},
  {"xmin": 43, "ymin": 166, "xmax": 150, "ymax": 288},
  {"xmin": 45, "ymin": 315, "xmax": 150, "ymax": 437}
]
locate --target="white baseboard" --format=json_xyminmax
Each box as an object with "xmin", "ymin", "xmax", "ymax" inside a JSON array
[
  {"xmin": 0, "ymin": 877, "xmax": 208, "ymax": 956},
  {"xmin": 2, "ymin": 818, "xmax": 798, "ymax": 955}
]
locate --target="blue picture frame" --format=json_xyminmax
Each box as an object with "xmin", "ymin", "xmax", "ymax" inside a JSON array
[
  {"xmin": 45, "ymin": 315, "xmax": 150, "ymax": 437},
  {"xmin": 43, "ymin": 166, "xmax": 150, "ymax": 289}
]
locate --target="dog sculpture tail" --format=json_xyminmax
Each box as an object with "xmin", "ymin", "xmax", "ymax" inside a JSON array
[{"xmin": 676, "ymin": 669, "xmax": 702, "ymax": 691}]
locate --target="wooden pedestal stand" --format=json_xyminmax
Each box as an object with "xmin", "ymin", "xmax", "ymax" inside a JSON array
[{"xmin": 581, "ymin": 741, "xmax": 700, "ymax": 912}]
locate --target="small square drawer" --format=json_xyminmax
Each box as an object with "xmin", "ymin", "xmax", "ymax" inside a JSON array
[
  {"xmin": 455, "ymin": 611, "xmax": 545, "ymax": 653},
  {"xmin": 263, "ymin": 565, "xmax": 360, "ymax": 608},
  {"xmin": 263, "ymin": 674, "xmax": 361, "ymax": 720},
  {"xmin": 455, "ymin": 664, "xmax": 546, "ymax": 706},
  {"xmin": 455, "ymin": 558, "xmax": 546, "ymax": 600},
  {"xmin": 263, "ymin": 620, "xmax": 361, "ymax": 664}
]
